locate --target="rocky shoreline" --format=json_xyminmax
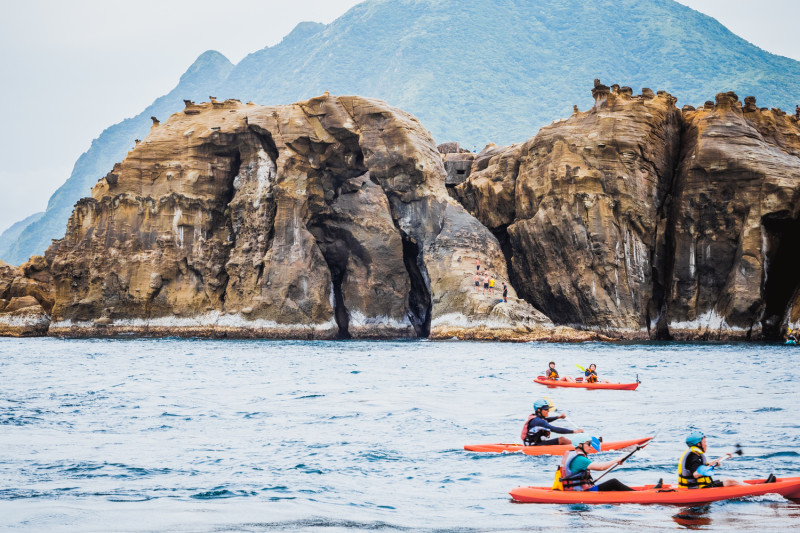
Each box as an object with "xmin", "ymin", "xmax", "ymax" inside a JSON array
[{"xmin": 2, "ymin": 83, "xmax": 799, "ymax": 342}]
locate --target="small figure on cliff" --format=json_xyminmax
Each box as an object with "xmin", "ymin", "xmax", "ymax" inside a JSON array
[
  {"xmin": 502, "ymin": 283, "xmax": 508, "ymax": 303},
  {"xmin": 489, "ymin": 275, "xmax": 496, "ymax": 295},
  {"xmin": 476, "ymin": 258, "xmax": 480, "ymax": 272},
  {"xmin": 522, "ymin": 399, "xmax": 584, "ymax": 446},
  {"xmin": 545, "ymin": 361, "xmax": 575, "ymax": 382},
  {"xmin": 473, "ymin": 271, "xmax": 481, "ymax": 292},
  {"xmin": 483, "ymin": 271, "xmax": 490, "ymax": 294},
  {"xmin": 796, "ymin": 105, "xmax": 800, "ymax": 120}
]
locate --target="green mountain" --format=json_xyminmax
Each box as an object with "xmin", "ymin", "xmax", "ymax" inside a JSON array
[{"xmin": 5, "ymin": 0, "xmax": 800, "ymax": 264}]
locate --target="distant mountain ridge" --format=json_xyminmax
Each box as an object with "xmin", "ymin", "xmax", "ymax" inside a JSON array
[{"xmin": 5, "ymin": 0, "xmax": 800, "ymax": 264}]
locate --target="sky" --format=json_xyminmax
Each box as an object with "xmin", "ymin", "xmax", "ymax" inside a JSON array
[{"xmin": 0, "ymin": 0, "xmax": 798, "ymax": 233}]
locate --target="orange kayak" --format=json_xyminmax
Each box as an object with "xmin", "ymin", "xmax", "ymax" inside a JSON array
[
  {"xmin": 533, "ymin": 376, "xmax": 639, "ymax": 390},
  {"xmin": 510, "ymin": 477, "xmax": 800, "ymax": 504},
  {"xmin": 465, "ymin": 437, "xmax": 652, "ymax": 455}
]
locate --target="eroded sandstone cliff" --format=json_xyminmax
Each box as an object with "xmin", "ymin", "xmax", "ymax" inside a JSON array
[
  {"xmin": 45, "ymin": 95, "xmax": 553, "ymax": 339},
  {"xmin": 456, "ymin": 83, "xmax": 800, "ymax": 340},
  {"xmin": 0, "ymin": 256, "xmax": 53, "ymax": 336},
  {"xmin": 4, "ymin": 85, "xmax": 797, "ymax": 341}
]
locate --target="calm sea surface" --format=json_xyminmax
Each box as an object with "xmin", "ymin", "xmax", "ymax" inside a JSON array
[{"xmin": 0, "ymin": 338, "xmax": 798, "ymax": 531}]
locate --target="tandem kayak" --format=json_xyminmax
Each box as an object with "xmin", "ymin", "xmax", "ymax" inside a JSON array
[
  {"xmin": 465, "ymin": 437, "xmax": 652, "ymax": 455},
  {"xmin": 533, "ymin": 376, "xmax": 639, "ymax": 390},
  {"xmin": 509, "ymin": 476, "xmax": 800, "ymax": 504}
]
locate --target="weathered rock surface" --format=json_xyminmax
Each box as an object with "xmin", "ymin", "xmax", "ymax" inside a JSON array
[
  {"xmin": 458, "ymin": 82, "xmax": 682, "ymax": 333},
  {"xmin": 665, "ymin": 93, "xmax": 800, "ymax": 339},
  {"xmin": 0, "ymin": 256, "xmax": 53, "ymax": 336},
  {"xmin": 45, "ymin": 95, "xmax": 551, "ymax": 338},
  {"xmin": 456, "ymin": 82, "xmax": 800, "ymax": 340},
  {"xmin": 4, "ymin": 85, "xmax": 798, "ymax": 342}
]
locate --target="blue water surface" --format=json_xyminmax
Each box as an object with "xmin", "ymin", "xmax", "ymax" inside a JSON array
[{"xmin": 0, "ymin": 338, "xmax": 798, "ymax": 531}]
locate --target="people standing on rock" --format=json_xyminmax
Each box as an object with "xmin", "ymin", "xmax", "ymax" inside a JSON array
[
  {"xmin": 502, "ymin": 283, "xmax": 508, "ymax": 302},
  {"xmin": 473, "ymin": 271, "xmax": 481, "ymax": 292},
  {"xmin": 476, "ymin": 258, "xmax": 480, "ymax": 272},
  {"xmin": 545, "ymin": 361, "xmax": 576, "ymax": 382},
  {"xmin": 796, "ymin": 105, "xmax": 800, "ymax": 120},
  {"xmin": 554, "ymin": 437, "xmax": 634, "ymax": 492},
  {"xmin": 483, "ymin": 271, "xmax": 490, "ymax": 294},
  {"xmin": 489, "ymin": 275, "xmax": 496, "ymax": 295},
  {"xmin": 521, "ymin": 399, "xmax": 584, "ymax": 446}
]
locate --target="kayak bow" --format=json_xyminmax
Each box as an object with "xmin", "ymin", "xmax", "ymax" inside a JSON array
[
  {"xmin": 533, "ymin": 376, "xmax": 639, "ymax": 390},
  {"xmin": 509, "ymin": 477, "xmax": 800, "ymax": 504},
  {"xmin": 465, "ymin": 437, "xmax": 652, "ymax": 455}
]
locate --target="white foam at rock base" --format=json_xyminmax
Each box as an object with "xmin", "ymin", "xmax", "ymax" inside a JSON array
[
  {"xmin": 668, "ymin": 309, "xmax": 746, "ymax": 332},
  {"xmin": 0, "ymin": 314, "xmax": 50, "ymax": 327},
  {"xmin": 50, "ymin": 312, "xmax": 338, "ymax": 333}
]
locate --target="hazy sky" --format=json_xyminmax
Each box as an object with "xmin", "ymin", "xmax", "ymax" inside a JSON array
[{"xmin": 0, "ymin": 0, "xmax": 798, "ymax": 233}]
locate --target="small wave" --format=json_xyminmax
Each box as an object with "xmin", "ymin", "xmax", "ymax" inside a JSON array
[
  {"xmin": 762, "ymin": 451, "xmax": 800, "ymax": 458},
  {"xmin": 293, "ymin": 463, "xmax": 325, "ymax": 474},
  {"xmin": 191, "ymin": 488, "xmax": 257, "ymax": 499},
  {"xmin": 296, "ymin": 394, "xmax": 325, "ymax": 399},
  {"xmin": 754, "ymin": 407, "xmax": 783, "ymax": 412}
]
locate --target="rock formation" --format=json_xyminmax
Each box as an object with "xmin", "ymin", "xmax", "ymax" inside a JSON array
[
  {"xmin": 1, "ymin": 85, "xmax": 796, "ymax": 342},
  {"xmin": 45, "ymin": 95, "xmax": 554, "ymax": 339},
  {"xmin": 665, "ymin": 93, "xmax": 800, "ymax": 339},
  {"xmin": 0, "ymin": 256, "xmax": 53, "ymax": 336},
  {"xmin": 457, "ymin": 83, "xmax": 682, "ymax": 334},
  {"xmin": 456, "ymin": 83, "xmax": 800, "ymax": 340}
]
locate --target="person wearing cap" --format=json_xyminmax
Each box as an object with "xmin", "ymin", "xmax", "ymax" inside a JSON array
[
  {"xmin": 678, "ymin": 431, "xmax": 747, "ymax": 488},
  {"xmin": 522, "ymin": 399, "xmax": 583, "ymax": 446},
  {"xmin": 555, "ymin": 437, "xmax": 634, "ymax": 491}
]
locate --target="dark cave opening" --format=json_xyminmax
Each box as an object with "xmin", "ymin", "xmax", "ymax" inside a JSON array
[
  {"xmin": 401, "ymin": 233, "xmax": 432, "ymax": 338},
  {"xmin": 761, "ymin": 214, "xmax": 800, "ymax": 339}
]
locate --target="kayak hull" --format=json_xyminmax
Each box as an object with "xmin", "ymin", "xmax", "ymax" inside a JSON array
[
  {"xmin": 465, "ymin": 437, "xmax": 652, "ymax": 455},
  {"xmin": 509, "ymin": 477, "xmax": 800, "ymax": 504},
  {"xmin": 533, "ymin": 376, "xmax": 639, "ymax": 390}
]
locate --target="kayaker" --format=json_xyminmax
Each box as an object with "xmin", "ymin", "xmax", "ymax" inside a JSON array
[
  {"xmin": 522, "ymin": 399, "xmax": 583, "ymax": 446},
  {"xmin": 678, "ymin": 431, "xmax": 746, "ymax": 488},
  {"xmin": 554, "ymin": 437, "xmax": 634, "ymax": 491},
  {"xmin": 584, "ymin": 363, "xmax": 599, "ymax": 383},
  {"xmin": 544, "ymin": 362, "xmax": 575, "ymax": 382}
]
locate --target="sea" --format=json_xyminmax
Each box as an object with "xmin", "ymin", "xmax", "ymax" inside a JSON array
[{"xmin": 0, "ymin": 338, "xmax": 798, "ymax": 532}]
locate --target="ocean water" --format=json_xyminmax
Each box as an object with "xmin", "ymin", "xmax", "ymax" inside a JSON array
[{"xmin": 0, "ymin": 338, "xmax": 798, "ymax": 532}]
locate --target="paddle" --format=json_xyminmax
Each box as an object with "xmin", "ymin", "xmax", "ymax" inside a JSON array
[
  {"xmin": 575, "ymin": 364, "xmax": 586, "ymax": 372},
  {"xmin": 714, "ymin": 444, "xmax": 744, "ymax": 465},
  {"xmin": 592, "ymin": 440, "xmax": 652, "ymax": 484}
]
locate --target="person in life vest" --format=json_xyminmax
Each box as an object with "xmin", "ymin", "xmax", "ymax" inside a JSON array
[
  {"xmin": 544, "ymin": 361, "xmax": 575, "ymax": 382},
  {"xmin": 678, "ymin": 431, "xmax": 746, "ymax": 488},
  {"xmin": 553, "ymin": 437, "xmax": 634, "ymax": 492},
  {"xmin": 584, "ymin": 363, "xmax": 599, "ymax": 383},
  {"xmin": 521, "ymin": 399, "xmax": 583, "ymax": 445}
]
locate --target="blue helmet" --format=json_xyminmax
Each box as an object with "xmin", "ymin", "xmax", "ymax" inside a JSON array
[
  {"xmin": 686, "ymin": 430, "xmax": 705, "ymax": 446},
  {"xmin": 533, "ymin": 399, "xmax": 550, "ymax": 412},
  {"xmin": 571, "ymin": 436, "xmax": 602, "ymax": 452}
]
